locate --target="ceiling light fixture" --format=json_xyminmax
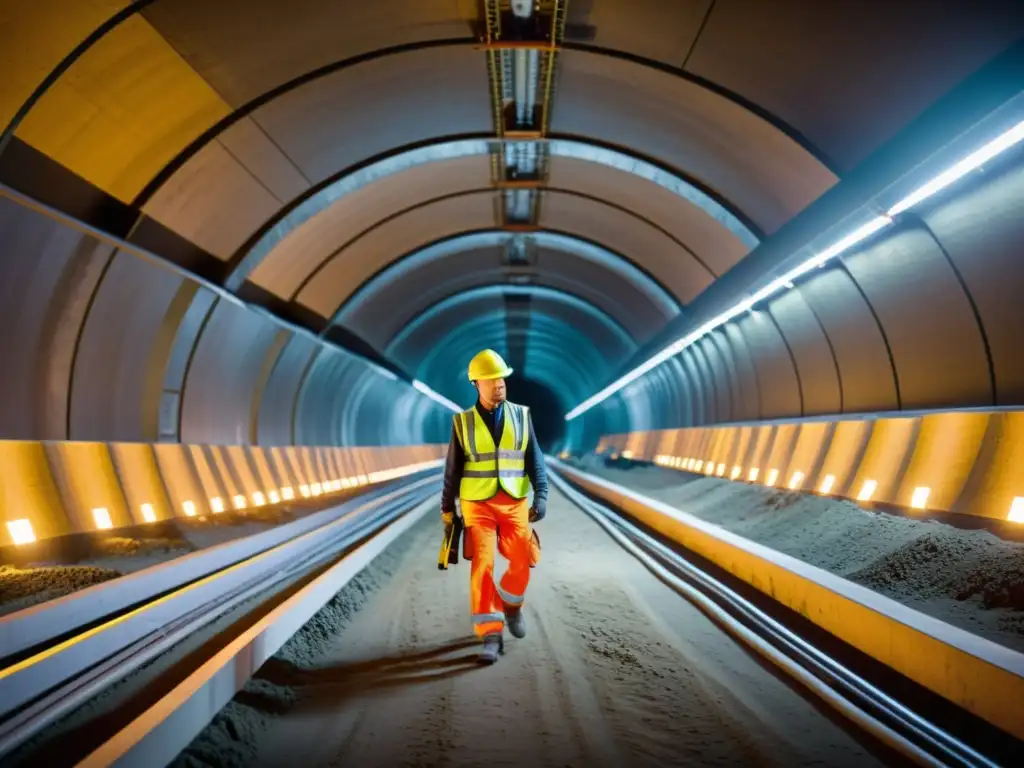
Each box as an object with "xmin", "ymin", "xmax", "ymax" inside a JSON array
[{"xmin": 565, "ymin": 118, "xmax": 1024, "ymax": 421}]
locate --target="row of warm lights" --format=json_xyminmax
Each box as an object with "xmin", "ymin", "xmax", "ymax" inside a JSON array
[
  {"xmin": 184, "ymin": 476, "xmax": 363, "ymax": 518},
  {"xmin": 653, "ymin": 454, "xmax": 1024, "ymax": 523},
  {"xmin": 4, "ymin": 476, "xmax": 373, "ymax": 547},
  {"xmin": 4, "ymin": 460, "xmax": 444, "ymax": 547}
]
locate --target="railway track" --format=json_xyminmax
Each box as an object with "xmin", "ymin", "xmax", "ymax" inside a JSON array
[
  {"xmin": 0, "ymin": 474, "xmax": 441, "ymax": 767},
  {"xmin": 550, "ymin": 471, "xmax": 1001, "ymax": 768},
  {"xmin": 2, "ymin": 463, "xmax": 1012, "ymax": 767}
]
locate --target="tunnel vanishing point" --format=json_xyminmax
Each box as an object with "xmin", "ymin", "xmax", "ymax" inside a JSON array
[{"xmin": 2, "ymin": 2, "xmax": 1024, "ymax": 766}]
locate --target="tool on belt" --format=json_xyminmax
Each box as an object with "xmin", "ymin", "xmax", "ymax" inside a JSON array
[{"xmin": 437, "ymin": 514, "xmax": 464, "ymax": 570}]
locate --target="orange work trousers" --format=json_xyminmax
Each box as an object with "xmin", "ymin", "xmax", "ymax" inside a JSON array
[{"xmin": 461, "ymin": 490, "xmax": 532, "ymax": 638}]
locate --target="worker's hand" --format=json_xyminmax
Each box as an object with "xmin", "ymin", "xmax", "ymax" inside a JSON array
[
  {"xmin": 441, "ymin": 510, "xmax": 454, "ymax": 526},
  {"xmin": 529, "ymin": 506, "xmax": 546, "ymax": 523}
]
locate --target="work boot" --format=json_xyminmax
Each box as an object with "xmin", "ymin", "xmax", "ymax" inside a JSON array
[
  {"xmin": 478, "ymin": 633, "xmax": 503, "ymax": 664},
  {"xmin": 505, "ymin": 607, "xmax": 526, "ymax": 639}
]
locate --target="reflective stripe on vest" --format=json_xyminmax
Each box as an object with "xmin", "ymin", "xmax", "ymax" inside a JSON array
[{"xmin": 456, "ymin": 402, "xmax": 531, "ymax": 501}]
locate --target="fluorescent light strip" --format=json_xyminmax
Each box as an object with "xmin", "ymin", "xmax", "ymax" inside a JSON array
[
  {"xmin": 412, "ymin": 379, "xmax": 462, "ymax": 412},
  {"xmin": 565, "ymin": 118, "xmax": 1024, "ymax": 421}
]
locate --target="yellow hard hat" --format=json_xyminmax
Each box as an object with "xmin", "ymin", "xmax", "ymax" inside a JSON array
[{"xmin": 468, "ymin": 349, "xmax": 513, "ymax": 381}]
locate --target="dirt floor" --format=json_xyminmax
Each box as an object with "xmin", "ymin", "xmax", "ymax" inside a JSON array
[
  {"xmin": 174, "ymin": 490, "xmax": 896, "ymax": 768},
  {"xmin": 571, "ymin": 456, "xmax": 1024, "ymax": 654}
]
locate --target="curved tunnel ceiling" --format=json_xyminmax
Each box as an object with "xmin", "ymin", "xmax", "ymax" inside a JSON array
[
  {"xmin": 2, "ymin": 0, "xmax": 1022, "ymax": 437},
  {"xmin": 334, "ymin": 231, "xmax": 679, "ymax": 352}
]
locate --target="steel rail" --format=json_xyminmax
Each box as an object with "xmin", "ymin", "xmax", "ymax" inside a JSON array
[
  {"xmin": 76, "ymin": 494, "xmax": 437, "ymax": 767},
  {"xmin": 0, "ymin": 477, "xmax": 439, "ymax": 760},
  {"xmin": 0, "ymin": 465, "xmax": 442, "ymax": 663},
  {"xmin": 551, "ymin": 470, "xmax": 999, "ymax": 768}
]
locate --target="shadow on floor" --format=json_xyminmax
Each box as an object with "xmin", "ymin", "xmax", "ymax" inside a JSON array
[{"xmin": 253, "ymin": 637, "xmax": 484, "ymax": 711}]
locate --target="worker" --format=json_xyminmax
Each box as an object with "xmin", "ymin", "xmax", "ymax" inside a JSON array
[{"xmin": 441, "ymin": 349, "xmax": 548, "ymax": 664}]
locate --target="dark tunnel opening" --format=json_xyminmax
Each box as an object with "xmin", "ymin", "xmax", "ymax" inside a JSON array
[{"xmin": 506, "ymin": 377, "xmax": 566, "ymax": 453}]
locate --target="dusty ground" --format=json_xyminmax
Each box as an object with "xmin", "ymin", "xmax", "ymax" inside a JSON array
[
  {"xmin": 175, "ymin": 491, "xmax": 891, "ymax": 768},
  {"xmin": 573, "ymin": 456, "xmax": 1024, "ymax": 653}
]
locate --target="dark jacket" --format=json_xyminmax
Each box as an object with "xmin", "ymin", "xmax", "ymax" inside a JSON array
[{"xmin": 441, "ymin": 400, "xmax": 548, "ymax": 515}]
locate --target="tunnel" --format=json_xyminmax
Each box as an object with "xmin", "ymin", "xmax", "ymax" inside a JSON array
[{"xmin": 2, "ymin": 2, "xmax": 1024, "ymax": 766}]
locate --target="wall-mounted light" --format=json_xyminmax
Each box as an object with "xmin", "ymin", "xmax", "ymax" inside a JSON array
[
  {"xmin": 1009, "ymin": 497, "xmax": 1024, "ymax": 523},
  {"xmin": 252, "ymin": 491, "xmax": 267, "ymax": 507},
  {"xmin": 820, "ymin": 475, "xmax": 836, "ymax": 495},
  {"xmin": 210, "ymin": 497, "xmax": 225, "ymax": 514},
  {"xmin": 412, "ymin": 379, "xmax": 461, "ymax": 412},
  {"xmin": 92, "ymin": 507, "xmax": 113, "ymax": 530},
  {"xmin": 911, "ymin": 487, "xmax": 931, "ymax": 510},
  {"xmin": 789, "ymin": 471, "xmax": 805, "ymax": 490},
  {"xmin": 748, "ymin": 468, "xmax": 759, "ymax": 482},
  {"xmin": 233, "ymin": 494, "xmax": 248, "ymax": 510},
  {"xmin": 182, "ymin": 500, "xmax": 196, "ymax": 517},
  {"xmin": 282, "ymin": 487, "xmax": 295, "ymax": 500},
  {"xmin": 858, "ymin": 480, "xmax": 877, "ymax": 502},
  {"xmin": 731, "ymin": 466, "xmax": 741, "ymax": 480},
  {"xmin": 765, "ymin": 469, "xmax": 779, "ymax": 487},
  {"xmin": 299, "ymin": 485, "xmax": 311, "ymax": 498},
  {"xmin": 7, "ymin": 518, "xmax": 36, "ymax": 545},
  {"xmin": 140, "ymin": 503, "xmax": 156, "ymax": 523}
]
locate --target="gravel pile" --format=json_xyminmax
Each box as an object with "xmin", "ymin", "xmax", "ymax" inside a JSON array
[
  {"xmin": 0, "ymin": 509, "xmax": 317, "ymax": 614},
  {"xmin": 571, "ymin": 455, "xmax": 1024, "ymax": 653},
  {"xmin": 0, "ymin": 564, "xmax": 122, "ymax": 616}
]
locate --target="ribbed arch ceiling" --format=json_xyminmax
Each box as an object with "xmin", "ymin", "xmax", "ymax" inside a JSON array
[
  {"xmin": 391, "ymin": 284, "xmax": 636, "ymax": 366},
  {"xmin": 4, "ymin": 0, "xmax": 1021, "ymax": 422},
  {"xmin": 334, "ymin": 231, "xmax": 677, "ymax": 351},
  {"xmin": 136, "ymin": 42, "xmax": 819, "ymax": 268},
  {"xmin": 389, "ymin": 301, "xmax": 617, "ymax": 410},
  {"xmin": 235, "ymin": 135, "xmax": 757, "ymax": 286}
]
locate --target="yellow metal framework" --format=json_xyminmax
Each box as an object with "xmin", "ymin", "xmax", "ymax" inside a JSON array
[{"xmin": 481, "ymin": 1, "xmax": 568, "ymax": 228}]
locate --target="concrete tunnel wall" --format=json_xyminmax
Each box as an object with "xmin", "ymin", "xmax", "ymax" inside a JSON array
[
  {"xmin": 0, "ymin": 189, "xmax": 455, "ymax": 547},
  {"xmin": 0, "ymin": 193, "xmax": 453, "ymax": 448},
  {"xmin": 578, "ymin": 144, "xmax": 1024, "ymax": 450},
  {"xmin": 1, "ymin": 3, "xmax": 1023, "ymax": 545}
]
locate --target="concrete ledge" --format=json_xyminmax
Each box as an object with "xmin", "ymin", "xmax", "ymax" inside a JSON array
[
  {"xmin": 598, "ymin": 408, "xmax": 1024, "ymax": 523},
  {"xmin": 0, "ymin": 478, "xmax": 439, "ymax": 721},
  {"xmin": 552, "ymin": 458, "xmax": 1024, "ymax": 741},
  {"xmin": 0, "ymin": 471, "xmax": 441, "ymax": 661},
  {"xmin": 77, "ymin": 497, "xmax": 435, "ymax": 768}
]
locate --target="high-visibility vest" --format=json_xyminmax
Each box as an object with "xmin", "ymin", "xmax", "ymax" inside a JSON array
[{"xmin": 454, "ymin": 402, "xmax": 531, "ymax": 501}]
